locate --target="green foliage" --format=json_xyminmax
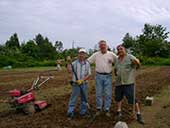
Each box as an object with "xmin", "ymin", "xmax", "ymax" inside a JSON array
[
  {"xmin": 62, "ymin": 48, "xmax": 78, "ymax": 58},
  {"xmin": 0, "ymin": 33, "xmax": 80, "ymax": 68},
  {"xmin": 140, "ymin": 56, "xmax": 170, "ymax": 65},
  {"xmin": 0, "ymin": 55, "xmax": 56, "ymax": 68},
  {"xmin": 21, "ymin": 40, "xmax": 39, "ymax": 59},
  {"xmin": 34, "ymin": 33, "xmax": 44, "ymax": 46},
  {"xmin": 122, "ymin": 33, "xmax": 135, "ymax": 48},
  {"xmin": 34, "ymin": 34, "xmax": 56, "ymax": 59},
  {"xmin": 1, "ymin": 24, "xmax": 170, "ymax": 68},
  {"xmin": 6, "ymin": 33, "xmax": 20, "ymax": 49},
  {"xmin": 122, "ymin": 24, "xmax": 170, "ymax": 57},
  {"xmin": 55, "ymin": 41, "xmax": 63, "ymax": 52}
]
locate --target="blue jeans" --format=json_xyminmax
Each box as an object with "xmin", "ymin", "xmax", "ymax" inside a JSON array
[
  {"xmin": 95, "ymin": 73, "xmax": 112, "ymax": 111},
  {"xmin": 67, "ymin": 83, "xmax": 88, "ymax": 115}
]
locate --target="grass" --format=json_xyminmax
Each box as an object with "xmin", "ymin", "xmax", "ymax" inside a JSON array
[{"xmin": 0, "ymin": 66, "xmax": 57, "ymax": 72}]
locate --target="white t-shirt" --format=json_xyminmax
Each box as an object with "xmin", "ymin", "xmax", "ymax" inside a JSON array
[{"xmin": 88, "ymin": 51, "xmax": 117, "ymax": 73}]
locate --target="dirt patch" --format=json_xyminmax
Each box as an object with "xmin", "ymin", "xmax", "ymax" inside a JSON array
[
  {"xmin": 129, "ymin": 85, "xmax": 170, "ymax": 128},
  {"xmin": 0, "ymin": 66, "xmax": 170, "ymax": 128}
]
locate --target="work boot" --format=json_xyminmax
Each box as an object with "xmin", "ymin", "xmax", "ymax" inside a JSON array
[
  {"xmin": 136, "ymin": 114, "xmax": 145, "ymax": 124},
  {"xmin": 105, "ymin": 110, "xmax": 111, "ymax": 117},
  {"xmin": 116, "ymin": 111, "xmax": 122, "ymax": 121},
  {"xmin": 95, "ymin": 109, "xmax": 101, "ymax": 116},
  {"xmin": 67, "ymin": 112, "xmax": 74, "ymax": 120}
]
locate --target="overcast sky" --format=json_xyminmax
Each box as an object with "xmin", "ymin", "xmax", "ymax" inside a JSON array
[{"xmin": 0, "ymin": 0, "xmax": 170, "ymax": 49}]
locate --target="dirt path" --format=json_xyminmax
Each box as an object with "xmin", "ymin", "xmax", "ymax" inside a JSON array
[{"xmin": 129, "ymin": 85, "xmax": 170, "ymax": 128}]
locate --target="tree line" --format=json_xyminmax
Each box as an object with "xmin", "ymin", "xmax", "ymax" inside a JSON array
[
  {"xmin": 0, "ymin": 23, "xmax": 170, "ymax": 68},
  {"xmin": 122, "ymin": 24, "xmax": 170, "ymax": 57},
  {"xmin": 0, "ymin": 33, "xmax": 79, "ymax": 67}
]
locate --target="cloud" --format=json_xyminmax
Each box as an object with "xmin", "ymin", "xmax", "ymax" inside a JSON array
[{"xmin": 0, "ymin": 0, "xmax": 170, "ymax": 49}]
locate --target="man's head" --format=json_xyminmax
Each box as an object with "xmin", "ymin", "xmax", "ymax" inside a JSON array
[
  {"xmin": 99, "ymin": 40, "xmax": 107, "ymax": 54},
  {"xmin": 78, "ymin": 48, "xmax": 87, "ymax": 61},
  {"xmin": 117, "ymin": 45, "xmax": 126, "ymax": 57}
]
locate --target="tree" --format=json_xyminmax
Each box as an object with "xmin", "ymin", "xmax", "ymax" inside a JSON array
[
  {"xmin": 137, "ymin": 24, "xmax": 169, "ymax": 57},
  {"xmin": 62, "ymin": 48, "xmax": 78, "ymax": 59},
  {"xmin": 21, "ymin": 40, "xmax": 39, "ymax": 58},
  {"xmin": 6, "ymin": 33, "xmax": 20, "ymax": 49},
  {"xmin": 88, "ymin": 48, "xmax": 94, "ymax": 56},
  {"xmin": 122, "ymin": 33, "xmax": 135, "ymax": 48},
  {"xmin": 41, "ymin": 39, "xmax": 56, "ymax": 59},
  {"xmin": 34, "ymin": 34, "xmax": 56, "ymax": 59},
  {"xmin": 112, "ymin": 47, "xmax": 116, "ymax": 54},
  {"xmin": 55, "ymin": 41, "xmax": 63, "ymax": 52},
  {"xmin": 142, "ymin": 24, "xmax": 169, "ymax": 40},
  {"xmin": 122, "ymin": 24, "xmax": 170, "ymax": 57},
  {"xmin": 34, "ymin": 34, "xmax": 44, "ymax": 46},
  {"xmin": 122, "ymin": 33, "xmax": 137, "ymax": 54}
]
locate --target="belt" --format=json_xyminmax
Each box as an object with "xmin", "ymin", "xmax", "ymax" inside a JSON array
[{"xmin": 96, "ymin": 72, "xmax": 112, "ymax": 75}]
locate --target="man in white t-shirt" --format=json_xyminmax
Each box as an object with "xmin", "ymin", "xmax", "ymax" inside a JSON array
[{"xmin": 88, "ymin": 40, "xmax": 117, "ymax": 117}]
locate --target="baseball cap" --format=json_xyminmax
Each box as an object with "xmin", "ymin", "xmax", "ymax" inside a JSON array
[{"xmin": 78, "ymin": 48, "xmax": 87, "ymax": 53}]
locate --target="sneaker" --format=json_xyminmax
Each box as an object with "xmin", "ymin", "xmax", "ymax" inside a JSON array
[
  {"xmin": 116, "ymin": 111, "xmax": 122, "ymax": 121},
  {"xmin": 105, "ymin": 110, "xmax": 111, "ymax": 117},
  {"xmin": 95, "ymin": 109, "xmax": 101, "ymax": 116},
  {"xmin": 67, "ymin": 112, "xmax": 74, "ymax": 120},
  {"xmin": 136, "ymin": 114, "xmax": 145, "ymax": 124}
]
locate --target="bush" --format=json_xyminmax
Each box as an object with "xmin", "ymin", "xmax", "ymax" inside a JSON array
[
  {"xmin": 139, "ymin": 56, "xmax": 170, "ymax": 65},
  {"xmin": 0, "ymin": 55, "xmax": 56, "ymax": 68}
]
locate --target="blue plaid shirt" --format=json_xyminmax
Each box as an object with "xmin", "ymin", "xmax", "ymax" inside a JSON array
[{"xmin": 71, "ymin": 59, "xmax": 91, "ymax": 82}]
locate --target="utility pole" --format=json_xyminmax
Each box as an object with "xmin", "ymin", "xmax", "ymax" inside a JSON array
[
  {"xmin": 72, "ymin": 41, "xmax": 87, "ymax": 49},
  {"xmin": 72, "ymin": 40, "xmax": 75, "ymax": 49}
]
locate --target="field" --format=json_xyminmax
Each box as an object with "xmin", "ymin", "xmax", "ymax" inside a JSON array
[{"xmin": 0, "ymin": 66, "xmax": 170, "ymax": 128}]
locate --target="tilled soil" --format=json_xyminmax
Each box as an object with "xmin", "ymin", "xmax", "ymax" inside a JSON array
[{"xmin": 0, "ymin": 66, "xmax": 170, "ymax": 128}]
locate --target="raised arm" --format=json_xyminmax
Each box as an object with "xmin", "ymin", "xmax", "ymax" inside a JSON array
[
  {"xmin": 130, "ymin": 54, "xmax": 141, "ymax": 69},
  {"xmin": 87, "ymin": 53, "xmax": 96, "ymax": 64},
  {"xmin": 66, "ymin": 56, "xmax": 72, "ymax": 73},
  {"xmin": 132, "ymin": 58, "xmax": 141, "ymax": 69}
]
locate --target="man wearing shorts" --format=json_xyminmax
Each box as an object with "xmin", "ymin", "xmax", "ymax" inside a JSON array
[{"xmin": 114, "ymin": 45, "xmax": 144, "ymax": 124}]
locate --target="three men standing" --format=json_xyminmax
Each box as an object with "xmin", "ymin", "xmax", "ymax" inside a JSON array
[{"xmin": 66, "ymin": 41, "xmax": 144, "ymax": 124}]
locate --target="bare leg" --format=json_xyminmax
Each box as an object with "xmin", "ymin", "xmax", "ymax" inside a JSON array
[
  {"xmin": 117, "ymin": 101, "xmax": 122, "ymax": 112},
  {"xmin": 135, "ymin": 102, "xmax": 141, "ymax": 113},
  {"xmin": 135, "ymin": 102, "xmax": 145, "ymax": 124}
]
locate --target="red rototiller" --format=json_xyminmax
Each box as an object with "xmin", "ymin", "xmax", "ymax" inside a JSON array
[{"xmin": 0, "ymin": 73, "xmax": 53, "ymax": 114}]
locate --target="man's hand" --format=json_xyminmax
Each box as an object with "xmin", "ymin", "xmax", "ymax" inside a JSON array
[
  {"xmin": 66, "ymin": 56, "xmax": 72, "ymax": 64},
  {"xmin": 76, "ymin": 79, "xmax": 84, "ymax": 86},
  {"xmin": 132, "ymin": 58, "xmax": 141, "ymax": 69}
]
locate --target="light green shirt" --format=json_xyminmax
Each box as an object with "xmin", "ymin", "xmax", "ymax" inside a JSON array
[{"xmin": 115, "ymin": 54, "xmax": 137, "ymax": 86}]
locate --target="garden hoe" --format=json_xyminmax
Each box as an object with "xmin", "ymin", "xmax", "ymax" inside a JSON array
[{"xmin": 70, "ymin": 63, "xmax": 96, "ymax": 128}]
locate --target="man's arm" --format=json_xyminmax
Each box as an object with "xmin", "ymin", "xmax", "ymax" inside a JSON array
[
  {"xmin": 114, "ymin": 68, "xmax": 117, "ymax": 76},
  {"xmin": 132, "ymin": 58, "xmax": 141, "ymax": 69},
  {"xmin": 87, "ymin": 53, "xmax": 96, "ymax": 64},
  {"xmin": 66, "ymin": 56, "xmax": 73, "ymax": 73},
  {"xmin": 111, "ymin": 52, "xmax": 118, "ymax": 64},
  {"xmin": 66, "ymin": 63, "xmax": 72, "ymax": 73}
]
